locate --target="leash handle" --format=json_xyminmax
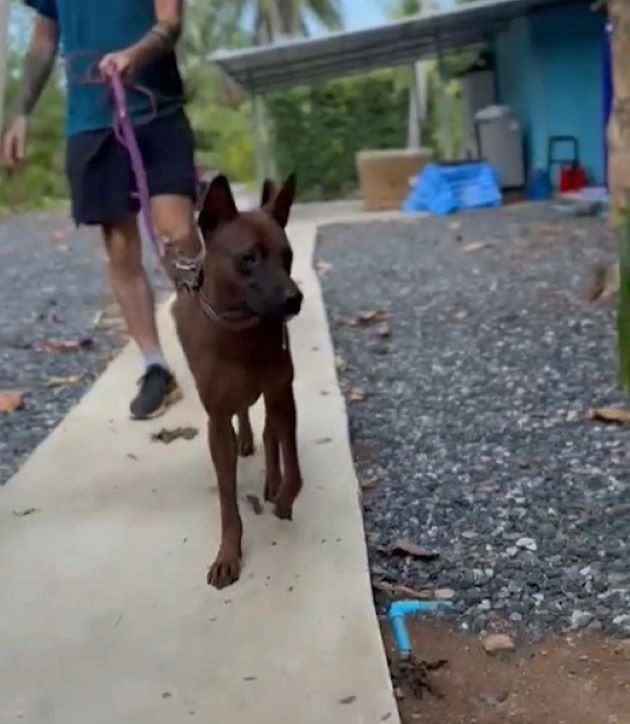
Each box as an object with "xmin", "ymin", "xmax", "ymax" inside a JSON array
[{"xmin": 110, "ymin": 70, "xmax": 163, "ymax": 258}]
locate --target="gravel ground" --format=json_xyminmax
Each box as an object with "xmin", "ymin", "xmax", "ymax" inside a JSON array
[
  {"xmin": 0, "ymin": 211, "xmax": 169, "ymax": 486},
  {"xmin": 316, "ymin": 205, "xmax": 629, "ymax": 639}
]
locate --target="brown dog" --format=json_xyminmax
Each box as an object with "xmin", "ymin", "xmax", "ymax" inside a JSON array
[{"xmin": 173, "ymin": 174, "xmax": 303, "ymax": 589}]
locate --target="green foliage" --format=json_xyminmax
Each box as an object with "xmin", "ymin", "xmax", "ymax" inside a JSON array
[
  {"xmin": 266, "ymin": 71, "xmax": 409, "ymax": 200},
  {"xmin": 0, "ymin": 62, "xmax": 67, "ymax": 214}
]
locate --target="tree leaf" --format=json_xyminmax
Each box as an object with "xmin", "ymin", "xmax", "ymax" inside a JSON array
[
  {"xmin": 46, "ymin": 374, "xmax": 82, "ymax": 388},
  {"xmin": 462, "ymin": 242, "xmax": 487, "ymax": 253},
  {"xmin": 348, "ymin": 387, "xmax": 367, "ymax": 403},
  {"xmin": 0, "ymin": 390, "xmax": 25, "ymax": 413},
  {"xmin": 587, "ymin": 407, "xmax": 630, "ymax": 424}
]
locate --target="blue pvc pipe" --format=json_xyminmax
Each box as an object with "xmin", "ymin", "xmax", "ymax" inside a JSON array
[{"xmin": 388, "ymin": 600, "xmax": 453, "ymax": 659}]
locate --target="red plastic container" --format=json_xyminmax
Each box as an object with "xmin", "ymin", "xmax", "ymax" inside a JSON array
[{"xmin": 559, "ymin": 165, "xmax": 587, "ymax": 192}]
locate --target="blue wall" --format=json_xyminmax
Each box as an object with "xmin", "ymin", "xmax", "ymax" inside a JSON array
[{"xmin": 496, "ymin": 3, "xmax": 607, "ymax": 185}]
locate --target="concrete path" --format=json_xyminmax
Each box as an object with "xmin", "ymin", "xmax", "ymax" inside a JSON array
[{"xmin": 0, "ymin": 213, "xmax": 400, "ymax": 723}]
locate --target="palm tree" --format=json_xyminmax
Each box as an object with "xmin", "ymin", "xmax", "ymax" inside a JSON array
[
  {"xmin": 608, "ymin": 0, "xmax": 630, "ymax": 390},
  {"xmin": 235, "ymin": 0, "xmax": 343, "ymax": 45}
]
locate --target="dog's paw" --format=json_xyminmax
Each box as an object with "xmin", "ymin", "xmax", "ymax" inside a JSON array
[
  {"xmin": 207, "ymin": 550, "xmax": 241, "ymax": 589},
  {"xmin": 237, "ymin": 435, "xmax": 255, "ymax": 457},
  {"xmin": 273, "ymin": 497, "xmax": 293, "ymax": 521}
]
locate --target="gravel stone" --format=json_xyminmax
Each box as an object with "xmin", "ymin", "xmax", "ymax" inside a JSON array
[
  {"xmin": 317, "ymin": 206, "xmax": 628, "ymax": 637},
  {"xmin": 0, "ymin": 212, "xmax": 170, "ymax": 485}
]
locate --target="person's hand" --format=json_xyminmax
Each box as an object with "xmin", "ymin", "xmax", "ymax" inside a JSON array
[
  {"xmin": 2, "ymin": 115, "xmax": 28, "ymax": 171},
  {"xmin": 98, "ymin": 49, "xmax": 134, "ymax": 79}
]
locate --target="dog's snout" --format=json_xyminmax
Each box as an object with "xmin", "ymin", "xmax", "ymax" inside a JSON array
[{"xmin": 284, "ymin": 285, "xmax": 303, "ymax": 316}]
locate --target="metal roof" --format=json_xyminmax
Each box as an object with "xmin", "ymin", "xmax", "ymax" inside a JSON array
[{"xmin": 211, "ymin": 0, "xmax": 587, "ymax": 94}]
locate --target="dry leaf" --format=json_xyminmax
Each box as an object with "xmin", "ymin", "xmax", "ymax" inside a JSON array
[
  {"xmin": 348, "ymin": 387, "xmax": 367, "ymax": 403},
  {"xmin": 358, "ymin": 309, "xmax": 390, "ymax": 325},
  {"xmin": 452, "ymin": 309, "xmax": 468, "ymax": 321},
  {"xmin": 151, "ymin": 426, "xmax": 199, "ymax": 444},
  {"xmin": 449, "ymin": 220, "xmax": 462, "ymax": 231},
  {"xmin": 587, "ymin": 407, "xmax": 630, "ymax": 425},
  {"xmin": 462, "ymin": 242, "xmax": 486, "ymax": 253},
  {"xmin": 53, "ymin": 229, "xmax": 68, "ymax": 242},
  {"xmin": 372, "ymin": 580, "xmax": 432, "ymax": 599},
  {"xmin": 0, "ymin": 390, "xmax": 25, "ymax": 413},
  {"xmin": 390, "ymin": 539, "xmax": 440, "ymax": 560},
  {"xmin": 39, "ymin": 338, "xmax": 93, "ymax": 354},
  {"xmin": 46, "ymin": 374, "xmax": 82, "ymax": 388},
  {"xmin": 12, "ymin": 507, "xmax": 38, "ymax": 518}
]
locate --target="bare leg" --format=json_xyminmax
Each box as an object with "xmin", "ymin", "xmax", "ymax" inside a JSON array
[
  {"xmin": 207, "ymin": 415, "xmax": 242, "ymax": 589},
  {"xmin": 267, "ymin": 387, "xmax": 302, "ymax": 520},
  {"xmin": 102, "ymin": 215, "xmax": 162, "ymax": 355},
  {"xmin": 237, "ymin": 408, "xmax": 255, "ymax": 457}
]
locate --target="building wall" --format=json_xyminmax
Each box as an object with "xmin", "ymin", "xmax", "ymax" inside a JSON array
[{"xmin": 496, "ymin": 2, "xmax": 607, "ymax": 186}]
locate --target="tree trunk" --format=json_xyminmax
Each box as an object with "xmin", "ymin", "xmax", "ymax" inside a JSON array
[
  {"xmin": 0, "ymin": 0, "xmax": 10, "ymax": 131},
  {"xmin": 608, "ymin": 0, "xmax": 630, "ymax": 219},
  {"xmin": 608, "ymin": 0, "xmax": 630, "ymax": 391}
]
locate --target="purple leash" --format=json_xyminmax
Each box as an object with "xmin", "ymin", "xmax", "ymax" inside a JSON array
[
  {"xmin": 109, "ymin": 71, "xmax": 205, "ymax": 285},
  {"xmin": 110, "ymin": 71, "xmax": 163, "ymax": 258}
]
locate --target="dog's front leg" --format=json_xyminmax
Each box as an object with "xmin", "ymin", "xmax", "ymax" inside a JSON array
[
  {"xmin": 267, "ymin": 386, "xmax": 303, "ymax": 521},
  {"xmin": 207, "ymin": 415, "xmax": 242, "ymax": 589}
]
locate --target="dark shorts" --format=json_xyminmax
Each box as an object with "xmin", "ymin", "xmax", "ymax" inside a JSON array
[{"xmin": 65, "ymin": 110, "xmax": 196, "ymax": 226}]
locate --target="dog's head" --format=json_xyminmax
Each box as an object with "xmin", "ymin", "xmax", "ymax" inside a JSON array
[{"xmin": 197, "ymin": 174, "xmax": 301, "ymax": 320}]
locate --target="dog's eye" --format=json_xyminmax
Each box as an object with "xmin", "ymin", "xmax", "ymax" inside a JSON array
[
  {"xmin": 237, "ymin": 248, "xmax": 259, "ymax": 276},
  {"xmin": 241, "ymin": 251, "xmax": 257, "ymax": 265}
]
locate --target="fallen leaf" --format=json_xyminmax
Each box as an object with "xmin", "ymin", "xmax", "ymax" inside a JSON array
[
  {"xmin": 358, "ymin": 309, "xmax": 391, "ymax": 325},
  {"xmin": 462, "ymin": 242, "xmax": 487, "ymax": 253},
  {"xmin": 335, "ymin": 355, "xmax": 346, "ymax": 371},
  {"xmin": 348, "ymin": 387, "xmax": 367, "ymax": 403},
  {"xmin": 12, "ymin": 507, "xmax": 38, "ymax": 518},
  {"xmin": 151, "ymin": 426, "xmax": 199, "ymax": 444},
  {"xmin": 449, "ymin": 220, "xmax": 462, "ymax": 231},
  {"xmin": 46, "ymin": 374, "xmax": 82, "ymax": 388},
  {"xmin": 390, "ymin": 539, "xmax": 440, "ymax": 560},
  {"xmin": 587, "ymin": 407, "xmax": 630, "ymax": 425},
  {"xmin": 0, "ymin": 390, "xmax": 25, "ymax": 413},
  {"xmin": 39, "ymin": 338, "xmax": 94, "ymax": 354},
  {"xmin": 338, "ymin": 696, "xmax": 357, "ymax": 705},
  {"xmin": 372, "ymin": 580, "xmax": 433, "ymax": 600},
  {"xmin": 452, "ymin": 309, "xmax": 468, "ymax": 321},
  {"xmin": 246, "ymin": 494, "xmax": 263, "ymax": 516},
  {"xmin": 53, "ymin": 229, "xmax": 68, "ymax": 242}
]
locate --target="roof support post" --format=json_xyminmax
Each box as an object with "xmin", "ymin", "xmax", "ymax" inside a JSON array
[{"xmin": 252, "ymin": 93, "xmax": 277, "ymax": 185}]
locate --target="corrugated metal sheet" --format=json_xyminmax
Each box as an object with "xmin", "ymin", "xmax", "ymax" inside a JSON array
[{"xmin": 210, "ymin": 0, "xmax": 586, "ymax": 94}]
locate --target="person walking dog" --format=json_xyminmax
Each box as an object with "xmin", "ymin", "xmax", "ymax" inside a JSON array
[{"xmin": 2, "ymin": 0, "xmax": 198, "ymax": 419}]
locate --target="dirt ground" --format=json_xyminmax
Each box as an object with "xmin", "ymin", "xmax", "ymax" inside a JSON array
[{"xmin": 383, "ymin": 621, "xmax": 630, "ymax": 724}]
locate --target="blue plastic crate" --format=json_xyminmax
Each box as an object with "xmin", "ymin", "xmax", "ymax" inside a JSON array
[{"xmin": 403, "ymin": 162, "xmax": 502, "ymax": 216}]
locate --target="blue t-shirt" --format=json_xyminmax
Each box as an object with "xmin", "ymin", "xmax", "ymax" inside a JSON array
[{"xmin": 25, "ymin": 0, "xmax": 185, "ymax": 136}]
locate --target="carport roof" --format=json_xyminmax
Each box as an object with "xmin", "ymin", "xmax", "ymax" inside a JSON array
[{"xmin": 210, "ymin": 0, "xmax": 584, "ymax": 94}]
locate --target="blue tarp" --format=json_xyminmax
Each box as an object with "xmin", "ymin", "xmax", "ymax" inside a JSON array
[{"xmin": 403, "ymin": 162, "xmax": 502, "ymax": 216}]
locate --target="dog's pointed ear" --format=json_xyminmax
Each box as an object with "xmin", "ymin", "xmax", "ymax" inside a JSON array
[
  {"xmin": 198, "ymin": 174, "xmax": 238, "ymax": 238},
  {"xmin": 270, "ymin": 173, "xmax": 296, "ymax": 229},
  {"xmin": 260, "ymin": 179, "xmax": 278, "ymax": 209}
]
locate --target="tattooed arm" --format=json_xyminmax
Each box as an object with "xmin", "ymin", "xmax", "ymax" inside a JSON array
[
  {"xmin": 2, "ymin": 15, "xmax": 59, "ymax": 169},
  {"xmin": 99, "ymin": 0, "xmax": 184, "ymax": 77},
  {"xmin": 17, "ymin": 14, "xmax": 59, "ymax": 116}
]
